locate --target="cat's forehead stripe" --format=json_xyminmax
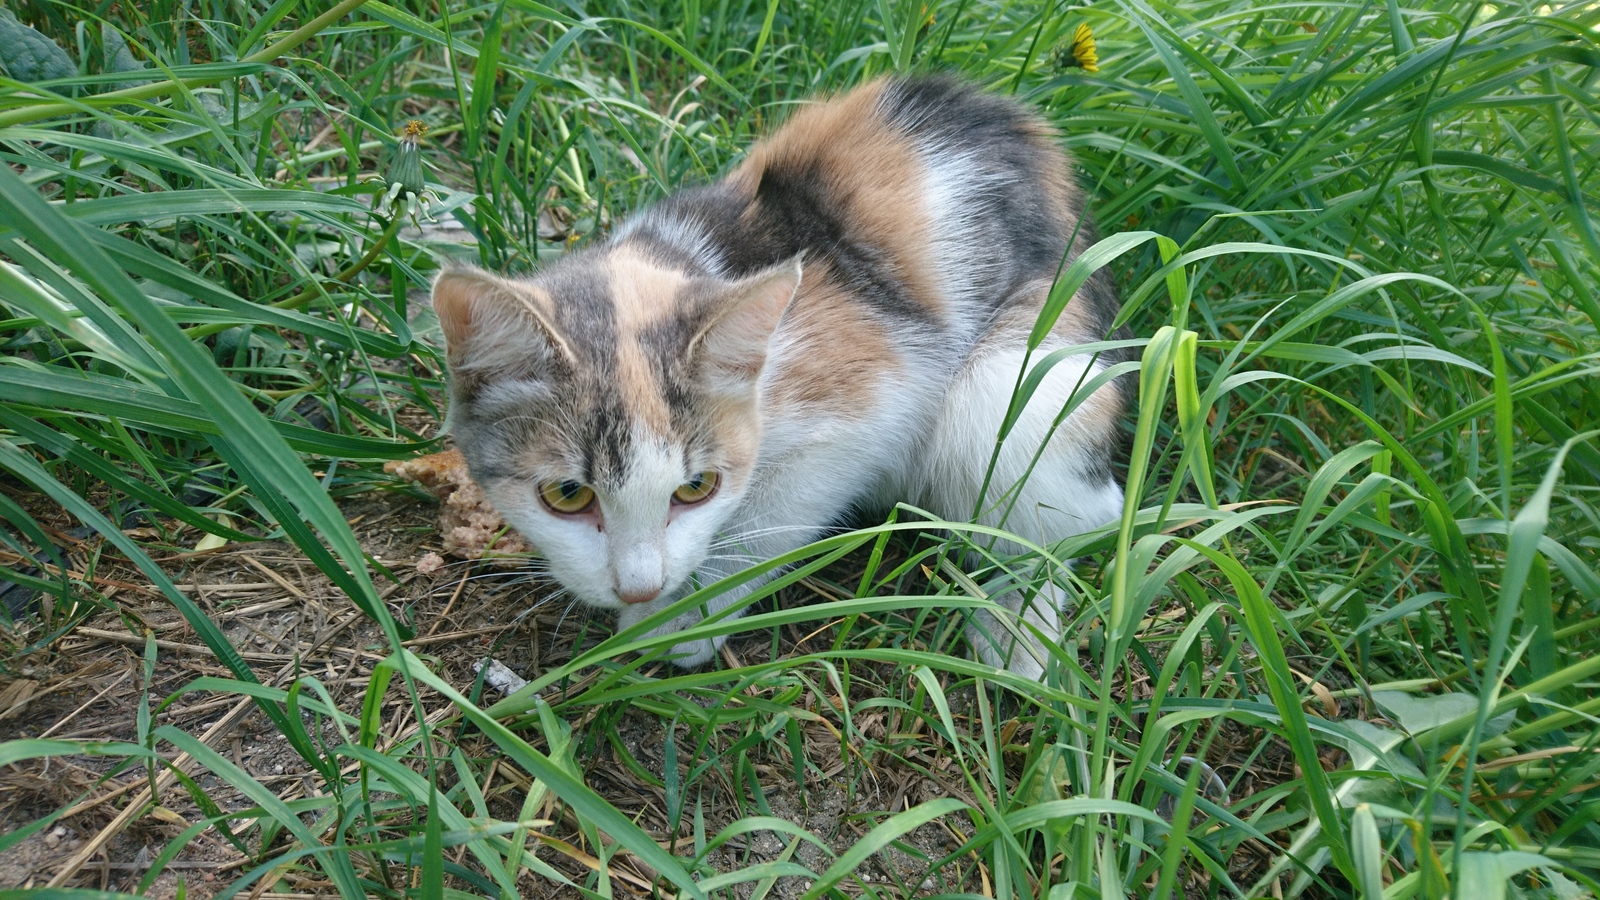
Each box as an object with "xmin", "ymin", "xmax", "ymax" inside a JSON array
[
  {"xmin": 604, "ymin": 247, "xmax": 682, "ymax": 436},
  {"xmin": 521, "ymin": 249, "xmax": 680, "ymax": 471},
  {"xmin": 606, "ymin": 246, "xmax": 687, "ymax": 332}
]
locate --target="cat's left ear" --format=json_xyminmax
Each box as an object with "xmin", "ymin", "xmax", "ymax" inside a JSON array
[{"xmin": 689, "ymin": 257, "xmax": 802, "ymax": 387}]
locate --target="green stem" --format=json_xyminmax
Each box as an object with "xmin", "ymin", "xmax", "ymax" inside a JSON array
[
  {"xmin": 246, "ymin": 376, "xmax": 327, "ymax": 401},
  {"xmin": 0, "ymin": 0, "xmax": 372, "ymax": 129},
  {"xmin": 184, "ymin": 212, "xmax": 402, "ymax": 340}
]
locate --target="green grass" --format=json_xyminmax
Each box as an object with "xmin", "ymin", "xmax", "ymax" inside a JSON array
[{"xmin": 1, "ymin": 0, "xmax": 1598, "ymax": 897}]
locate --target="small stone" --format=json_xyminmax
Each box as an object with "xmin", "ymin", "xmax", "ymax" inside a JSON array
[{"xmin": 272, "ymin": 764, "xmax": 284, "ymax": 774}]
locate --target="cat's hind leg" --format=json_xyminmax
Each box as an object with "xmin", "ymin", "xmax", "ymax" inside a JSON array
[{"xmin": 915, "ymin": 342, "xmax": 1125, "ymax": 678}]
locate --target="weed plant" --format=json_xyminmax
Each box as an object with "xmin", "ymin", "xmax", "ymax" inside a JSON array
[{"xmin": 0, "ymin": 0, "xmax": 1597, "ymax": 897}]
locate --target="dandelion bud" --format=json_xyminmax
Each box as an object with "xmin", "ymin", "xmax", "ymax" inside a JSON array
[{"xmin": 385, "ymin": 119, "xmax": 429, "ymax": 202}]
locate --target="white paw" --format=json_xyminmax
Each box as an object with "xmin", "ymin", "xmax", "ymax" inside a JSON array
[
  {"xmin": 968, "ymin": 606, "xmax": 1054, "ymax": 679},
  {"xmin": 664, "ymin": 634, "xmax": 721, "ymax": 668},
  {"xmin": 616, "ymin": 597, "xmax": 740, "ymax": 668},
  {"xmin": 970, "ymin": 628, "xmax": 1048, "ymax": 680}
]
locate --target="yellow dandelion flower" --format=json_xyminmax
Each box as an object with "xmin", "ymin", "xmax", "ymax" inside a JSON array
[
  {"xmin": 400, "ymin": 118, "xmax": 429, "ymax": 144},
  {"xmin": 1068, "ymin": 23, "xmax": 1099, "ymax": 74}
]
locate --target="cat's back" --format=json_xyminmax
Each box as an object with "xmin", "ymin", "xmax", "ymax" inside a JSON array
[
  {"xmin": 731, "ymin": 76, "xmax": 1092, "ymax": 336},
  {"xmin": 620, "ymin": 76, "xmax": 1100, "ymax": 343}
]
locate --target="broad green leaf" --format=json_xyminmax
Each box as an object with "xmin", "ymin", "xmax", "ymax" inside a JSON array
[
  {"xmin": 1456, "ymin": 851, "xmax": 1560, "ymax": 900},
  {"xmin": 0, "ymin": 9, "xmax": 77, "ymax": 83}
]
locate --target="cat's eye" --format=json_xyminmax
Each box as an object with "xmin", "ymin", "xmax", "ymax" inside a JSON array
[
  {"xmin": 672, "ymin": 472, "xmax": 720, "ymax": 505},
  {"xmin": 539, "ymin": 480, "xmax": 595, "ymax": 515}
]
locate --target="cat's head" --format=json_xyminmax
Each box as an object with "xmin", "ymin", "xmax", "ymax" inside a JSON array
[{"xmin": 431, "ymin": 247, "xmax": 801, "ymax": 611}]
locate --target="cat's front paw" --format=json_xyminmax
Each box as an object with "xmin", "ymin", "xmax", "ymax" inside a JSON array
[
  {"xmin": 663, "ymin": 633, "xmax": 722, "ymax": 668},
  {"xmin": 617, "ymin": 600, "xmax": 735, "ymax": 668}
]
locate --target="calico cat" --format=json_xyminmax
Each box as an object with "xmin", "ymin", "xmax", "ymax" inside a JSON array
[{"xmin": 432, "ymin": 75, "xmax": 1128, "ymax": 676}]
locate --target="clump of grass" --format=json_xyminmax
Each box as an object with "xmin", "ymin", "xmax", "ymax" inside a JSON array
[{"xmin": 1, "ymin": 1, "xmax": 1597, "ymax": 898}]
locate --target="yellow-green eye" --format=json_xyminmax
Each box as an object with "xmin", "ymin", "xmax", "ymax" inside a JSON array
[
  {"xmin": 672, "ymin": 471, "xmax": 720, "ymax": 505},
  {"xmin": 539, "ymin": 480, "xmax": 595, "ymax": 514}
]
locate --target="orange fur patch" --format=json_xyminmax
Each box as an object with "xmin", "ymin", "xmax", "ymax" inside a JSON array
[
  {"xmin": 767, "ymin": 264, "xmax": 901, "ymax": 418},
  {"xmin": 990, "ymin": 278, "xmax": 1099, "ymax": 343},
  {"xmin": 730, "ymin": 79, "xmax": 944, "ymax": 320}
]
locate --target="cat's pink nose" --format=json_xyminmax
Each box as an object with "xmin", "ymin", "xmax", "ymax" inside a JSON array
[{"xmin": 617, "ymin": 587, "xmax": 662, "ymax": 605}]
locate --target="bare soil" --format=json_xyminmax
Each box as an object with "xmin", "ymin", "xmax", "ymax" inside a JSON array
[{"xmin": 0, "ymin": 483, "xmax": 1293, "ymax": 896}]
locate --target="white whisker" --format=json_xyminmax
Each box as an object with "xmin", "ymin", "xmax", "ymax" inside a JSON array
[{"xmin": 552, "ymin": 596, "xmax": 583, "ymax": 636}]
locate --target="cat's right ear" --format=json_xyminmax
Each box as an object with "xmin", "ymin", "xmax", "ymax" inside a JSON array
[{"xmin": 432, "ymin": 267, "xmax": 574, "ymax": 395}]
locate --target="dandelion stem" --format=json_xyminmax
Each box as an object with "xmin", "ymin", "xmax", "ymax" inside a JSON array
[{"xmin": 183, "ymin": 212, "xmax": 403, "ymax": 340}]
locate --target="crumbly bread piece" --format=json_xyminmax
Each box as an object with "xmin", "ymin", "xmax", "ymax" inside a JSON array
[{"xmin": 384, "ymin": 449, "xmax": 529, "ymax": 559}]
